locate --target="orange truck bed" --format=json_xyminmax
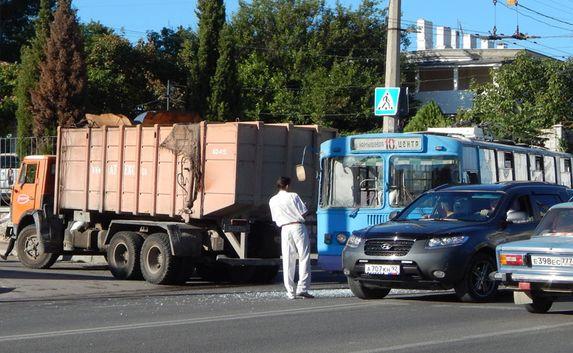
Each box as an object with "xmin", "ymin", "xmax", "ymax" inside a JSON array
[{"xmin": 55, "ymin": 122, "xmax": 336, "ymax": 222}]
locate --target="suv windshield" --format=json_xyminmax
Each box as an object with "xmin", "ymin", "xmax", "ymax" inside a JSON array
[
  {"xmin": 535, "ymin": 208, "xmax": 573, "ymax": 236},
  {"xmin": 389, "ymin": 156, "xmax": 459, "ymax": 207},
  {"xmin": 320, "ymin": 156, "xmax": 382, "ymax": 208},
  {"xmin": 397, "ymin": 191, "xmax": 503, "ymax": 222}
]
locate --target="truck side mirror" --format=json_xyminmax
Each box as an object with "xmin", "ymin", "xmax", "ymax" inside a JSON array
[{"xmin": 296, "ymin": 164, "xmax": 307, "ymax": 182}]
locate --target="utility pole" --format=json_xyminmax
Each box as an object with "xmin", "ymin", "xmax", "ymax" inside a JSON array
[
  {"xmin": 166, "ymin": 80, "xmax": 171, "ymax": 111},
  {"xmin": 382, "ymin": 0, "xmax": 401, "ymax": 133}
]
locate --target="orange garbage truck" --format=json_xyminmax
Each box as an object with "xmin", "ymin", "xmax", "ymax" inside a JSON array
[{"xmin": 9, "ymin": 122, "xmax": 336, "ymax": 284}]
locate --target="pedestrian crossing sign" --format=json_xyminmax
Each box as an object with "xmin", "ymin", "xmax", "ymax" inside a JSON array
[{"xmin": 374, "ymin": 87, "xmax": 400, "ymax": 116}]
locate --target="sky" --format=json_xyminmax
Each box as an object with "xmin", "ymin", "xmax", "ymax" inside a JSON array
[{"xmin": 72, "ymin": 0, "xmax": 573, "ymax": 59}]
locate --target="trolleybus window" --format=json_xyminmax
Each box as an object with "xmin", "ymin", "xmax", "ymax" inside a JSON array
[
  {"xmin": 320, "ymin": 156, "xmax": 382, "ymax": 208},
  {"xmin": 389, "ymin": 157, "xmax": 459, "ymax": 207}
]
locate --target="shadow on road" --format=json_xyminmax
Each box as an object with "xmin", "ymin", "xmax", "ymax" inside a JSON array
[
  {"xmin": 391, "ymin": 289, "xmax": 514, "ymax": 304},
  {"xmin": 0, "ymin": 268, "xmax": 115, "ymax": 281},
  {"xmin": 0, "ymin": 287, "xmax": 15, "ymax": 294}
]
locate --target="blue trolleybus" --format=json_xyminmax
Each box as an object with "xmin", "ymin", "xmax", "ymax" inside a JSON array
[{"xmin": 317, "ymin": 130, "xmax": 573, "ymax": 271}]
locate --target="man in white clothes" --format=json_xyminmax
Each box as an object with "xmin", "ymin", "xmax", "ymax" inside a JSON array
[{"xmin": 269, "ymin": 176, "xmax": 314, "ymax": 299}]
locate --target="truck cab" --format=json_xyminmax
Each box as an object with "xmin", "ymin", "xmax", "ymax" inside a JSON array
[{"xmin": 9, "ymin": 155, "xmax": 59, "ymax": 268}]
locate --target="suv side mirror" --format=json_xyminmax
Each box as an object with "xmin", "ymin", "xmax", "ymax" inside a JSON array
[
  {"xmin": 506, "ymin": 211, "xmax": 529, "ymax": 224},
  {"xmin": 389, "ymin": 210, "xmax": 401, "ymax": 220}
]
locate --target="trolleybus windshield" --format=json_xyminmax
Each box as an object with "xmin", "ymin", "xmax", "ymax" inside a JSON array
[
  {"xmin": 320, "ymin": 156, "xmax": 382, "ymax": 208},
  {"xmin": 389, "ymin": 156, "xmax": 459, "ymax": 208}
]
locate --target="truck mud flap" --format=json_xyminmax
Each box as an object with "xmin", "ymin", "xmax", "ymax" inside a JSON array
[
  {"xmin": 215, "ymin": 255, "xmax": 281, "ymax": 267},
  {"xmin": 33, "ymin": 210, "xmax": 62, "ymax": 254},
  {"xmin": 166, "ymin": 224, "xmax": 202, "ymax": 257}
]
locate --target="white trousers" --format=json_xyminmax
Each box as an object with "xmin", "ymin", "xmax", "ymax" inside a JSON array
[{"xmin": 281, "ymin": 223, "xmax": 311, "ymax": 295}]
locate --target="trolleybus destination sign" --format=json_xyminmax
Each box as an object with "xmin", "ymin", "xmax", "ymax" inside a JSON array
[{"xmin": 351, "ymin": 137, "xmax": 423, "ymax": 151}]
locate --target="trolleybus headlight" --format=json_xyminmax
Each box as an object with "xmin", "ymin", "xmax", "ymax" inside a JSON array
[
  {"xmin": 346, "ymin": 234, "xmax": 362, "ymax": 248},
  {"xmin": 336, "ymin": 233, "xmax": 348, "ymax": 245},
  {"xmin": 425, "ymin": 235, "xmax": 468, "ymax": 249}
]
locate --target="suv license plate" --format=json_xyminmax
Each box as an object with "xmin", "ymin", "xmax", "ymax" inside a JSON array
[
  {"xmin": 531, "ymin": 255, "xmax": 573, "ymax": 267},
  {"xmin": 365, "ymin": 264, "xmax": 400, "ymax": 275}
]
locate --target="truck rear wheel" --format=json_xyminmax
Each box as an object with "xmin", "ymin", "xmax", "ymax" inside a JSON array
[
  {"xmin": 16, "ymin": 225, "xmax": 59, "ymax": 269},
  {"xmin": 107, "ymin": 231, "xmax": 144, "ymax": 280},
  {"xmin": 140, "ymin": 233, "xmax": 181, "ymax": 285}
]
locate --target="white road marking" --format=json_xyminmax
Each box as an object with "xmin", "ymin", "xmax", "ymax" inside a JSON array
[
  {"xmin": 0, "ymin": 301, "xmax": 407, "ymax": 343},
  {"xmin": 351, "ymin": 321, "xmax": 573, "ymax": 353}
]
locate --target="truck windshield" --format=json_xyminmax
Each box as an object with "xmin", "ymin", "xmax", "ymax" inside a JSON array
[
  {"xmin": 536, "ymin": 208, "xmax": 573, "ymax": 236},
  {"xmin": 389, "ymin": 156, "xmax": 459, "ymax": 207},
  {"xmin": 320, "ymin": 156, "xmax": 382, "ymax": 208},
  {"xmin": 397, "ymin": 191, "xmax": 503, "ymax": 222}
]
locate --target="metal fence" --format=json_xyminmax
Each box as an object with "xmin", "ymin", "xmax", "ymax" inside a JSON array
[{"xmin": 0, "ymin": 136, "xmax": 57, "ymax": 205}]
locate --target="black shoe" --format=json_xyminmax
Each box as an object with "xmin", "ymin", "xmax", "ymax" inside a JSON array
[
  {"xmin": 0, "ymin": 254, "xmax": 7, "ymax": 261},
  {"xmin": 296, "ymin": 292, "xmax": 314, "ymax": 299}
]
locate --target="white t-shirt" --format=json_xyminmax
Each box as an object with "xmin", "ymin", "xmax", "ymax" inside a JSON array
[{"xmin": 269, "ymin": 190, "xmax": 308, "ymax": 227}]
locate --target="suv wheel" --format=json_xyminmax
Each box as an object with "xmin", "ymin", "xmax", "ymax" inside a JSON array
[
  {"xmin": 347, "ymin": 277, "xmax": 391, "ymax": 299},
  {"xmin": 455, "ymin": 252, "xmax": 498, "ymax": 302}
]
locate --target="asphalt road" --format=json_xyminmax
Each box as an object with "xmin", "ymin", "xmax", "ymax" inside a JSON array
[{"xmin": 2, "ymin": 260, "xmax": 573, "ymax": 353}]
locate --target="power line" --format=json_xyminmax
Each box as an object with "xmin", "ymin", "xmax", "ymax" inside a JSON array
[
  {"xmin": 500, "ymin": 2, "xmax": 573, "ymax": 33},
  {"xmin": 518, "ymin": 3, "xmax": 573, "ymax": 28},
  {"xmin": 531, "ymin": 0, "xmax": 573, "ymax": 15}
]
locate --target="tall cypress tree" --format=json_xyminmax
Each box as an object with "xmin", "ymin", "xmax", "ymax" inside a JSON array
[
  {"xmin": 208, "ymin": 24, "xmax": 240, "ymax": 121},
  {"xmin": 31, "ymin": 0, "xmax": 86, "ymax": 142},
  {"xmin": 194, "ymin": 0, "xmax": 225, "ymax": 118},
  {"xmin": 14, "ymin": 0, "xmax": 52, "ymax": 155}
]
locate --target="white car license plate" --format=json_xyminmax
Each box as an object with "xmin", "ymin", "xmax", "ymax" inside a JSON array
[
  {"xmin": 364, "ymin": 264, "xmax": 400, "ymax": 275},
  {"xmin": 531, "ymin": 255, "xmax": 573, "ymax": 267}
]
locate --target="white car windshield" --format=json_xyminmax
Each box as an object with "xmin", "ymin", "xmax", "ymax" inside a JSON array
[{"xmin": 536, "ymin": 208, "xmax": 573, "ymax": 236}]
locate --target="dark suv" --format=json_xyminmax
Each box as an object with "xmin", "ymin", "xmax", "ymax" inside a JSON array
[{"xmin": 342, "ymin": 182, "xmax": 570, "ymax": 302}]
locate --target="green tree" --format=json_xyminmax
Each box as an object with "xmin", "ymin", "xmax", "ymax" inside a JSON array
[
  {"xmin": 208, "ymin": 24, "xmax": 240, "ymax": 120},
  {"xmin": 0, "ymin": 0, "xmax": 55, "ymax": 62},
  {"xmin": 14, "ymin": 0, "xmax": 52, "ymax": 155},
  {"xmin": 403, "ymin": 101, "xmax": 451, "ymax": 132},
  {"xmin": 470, "ymin": 53, "xmax": 573, "ymax": 144},
  {"xmin": 136, "ymin": 27, "xmax": 193, "ymax": 112},
  {"xmin": 30, "ymin": 0, "xmax": 86, "ymax": 144},
  {"xmin": 230, "ymin": 0, "xmax": 402, "ymax": 132},
  {"xmin": 194, "ymin": 0, "xmax": 226, "ymax": 117},
  {"xmin": 84, "ymin": 24, "xmax": 154, "ymax": 114},
  {"xmin": 0, "ymin": 63, "xmax": 18, "ymax": 136}
]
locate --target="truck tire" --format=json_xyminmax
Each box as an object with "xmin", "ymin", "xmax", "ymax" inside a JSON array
[
  {"xmin": 140, "ymin": 233, "xmax": 181, "ymax": 285},
  {"xmin": 454, "ymin": 252, "xmax": 498, "ymax": 302},
  {"xmin": 107, "ymin": 231, "xmax": 144, "ymax": 280},
  {"xmin": 16, "ymin": 225, "xmax": 59, "ymax": 269},
  {"xmin": 347, "ymin": 277, "xmax": 391, "ymax": 299},
  {"xmin": 525, "ymin": 296, "xmax": 553, "ymax": 314}
]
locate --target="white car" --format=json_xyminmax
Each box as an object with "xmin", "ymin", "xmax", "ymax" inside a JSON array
[
  {"xmin": 0, "ymin": 153, "xmax": 20, "ymax": 203},
  {"xmin": 493, "ymin": 202, "xmax": 573, "ymax": 313}
]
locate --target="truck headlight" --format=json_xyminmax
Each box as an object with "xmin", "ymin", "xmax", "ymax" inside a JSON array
[
  {"xmin": 346, "ymin": 234, "xmax": 363, "ymax": 248},
  {"xmin": 425, "ymin": 236, "xmax": 468, "ymax": 249}
]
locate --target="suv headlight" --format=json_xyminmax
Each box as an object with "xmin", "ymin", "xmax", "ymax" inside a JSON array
[
  {"xmin": 425, "ymin": 236, "xmax": 468, "ymax": 249},
  {"xmin": 346, "ymin": 234, "xmax": 363, "ymax": 248}
]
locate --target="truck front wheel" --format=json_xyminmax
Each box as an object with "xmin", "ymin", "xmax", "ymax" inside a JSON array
[
  {"xmin": 107, "ymin": 232, "xmax": 144, "ymax": 280},
  {"xmin": 16, "ymin": 225, "xmax": 59, "ymax": 269},
  {"xmin": 140, "ymin": 233, "xmax": 181, "ymax": 285}
]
